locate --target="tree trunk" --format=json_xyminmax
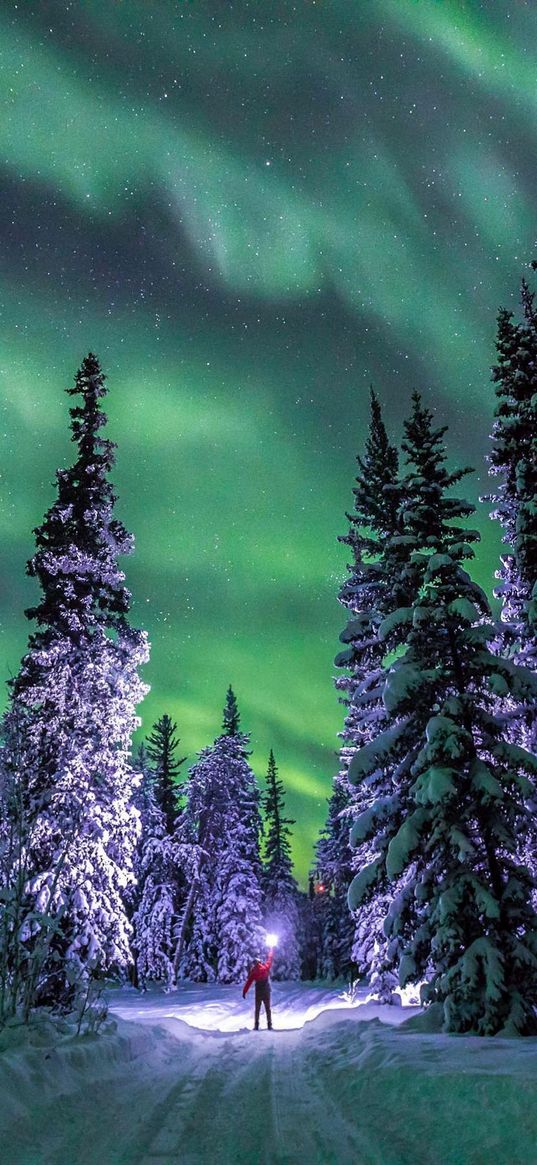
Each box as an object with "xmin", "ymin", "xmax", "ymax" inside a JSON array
[{"xmin": 171, "ymin": 876, "xmax": 198, "ymax": 985}]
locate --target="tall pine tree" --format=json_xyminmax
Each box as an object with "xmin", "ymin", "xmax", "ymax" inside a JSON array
[
  {"xmin": 348, "ymin": 394, "xmax": 537, "ymax": 1034},
  {"xmin": 319, "ymin": 390, "xmax": 401, "ymax": 989},
  {"xmin": 174, "ymin": 692, "xmax": 265, "ymax": 982},
  {"xmin": 146, "ymin": 714, "xmax": 186, "ymax": 834},
  {"xmin": 131, "ymin": 784, "xmax": 187, "ymax": 989},
  {"xmin": 262, "ymin": 750, "xmax": 300, "ymax": 980},
  {"xmin": 131, "ymin": 743, "xmax": 156, "ymax": 837},
  {"xmin": 222, "ymin": 685, "xmax": 241, "ymax": 736},
  {"xmin": 1, "ymin": 354, "xmax": 149, "ymax": 1007},
  {"xmin": 487, "ymin": 279, "xmax": 537, "ymax": 748}
]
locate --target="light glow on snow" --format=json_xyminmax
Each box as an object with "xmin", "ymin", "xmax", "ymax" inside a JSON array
[
  {"xmin": 109, "ymin": 981, "xmax": 419, "ymax": 1035},
  {"xmin": 265, "ymin": 932, "xmax": 279, "ymax": 948}
]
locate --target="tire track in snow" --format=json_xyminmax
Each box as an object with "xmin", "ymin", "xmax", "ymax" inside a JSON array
[
  {"xmin": 135, "ymin": 1031, "xmax": 274, "ymax": 1165},
  {"xmin": 135, "ymin": 1029, "xmax": 364, "ymax": 1165},
  {"xmin": 298, "ymin": 1036, "xmax": 369, "ymax": 1165},
  {"xmin": 267, "ymin": 1034, "xmax": 361, "ymax": 1165},
  {"xmin": 134, "ymin": 1072, "xmax": 205, "ymax": 1164}
]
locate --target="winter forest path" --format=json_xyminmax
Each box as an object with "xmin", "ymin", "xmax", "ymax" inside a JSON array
[
  {"xmin": 113, "ymin": 981, "xmax": 365, "ymax": 1164},
  {"xmin": 4, "ymin": 984, "xmax": 537, "ymax": 1165},
  {"xmin": 134, "ymin": 1028, "xmax": 361, "ymax": 1165}
]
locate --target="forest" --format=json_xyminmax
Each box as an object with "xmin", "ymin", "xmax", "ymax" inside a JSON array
[{"xmin": 0, "ymin": 273, "xmax": 536, "ymax": 1039}]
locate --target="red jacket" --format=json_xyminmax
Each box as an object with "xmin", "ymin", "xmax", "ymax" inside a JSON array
[{"xmin": 242, "ymin": 951, "xmax": 273, "ymax": 996}]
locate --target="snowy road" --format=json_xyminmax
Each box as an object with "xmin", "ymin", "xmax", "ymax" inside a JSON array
[
  {"xmin": 133, "ymin": 1027, "xmax": 359, "ymax": 1165},
  {"xmin": 110, "ymin": 982, "xmax": 367, "ymax": 1165},
  {"xmin": 2, "ymin": 983, "xmax": 537, "ymax": 1165}
]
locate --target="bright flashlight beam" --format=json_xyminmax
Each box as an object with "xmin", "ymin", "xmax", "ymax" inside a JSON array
[{"xmin": 265, "ymin": 932, "xmax": 278, "ymax": 947}]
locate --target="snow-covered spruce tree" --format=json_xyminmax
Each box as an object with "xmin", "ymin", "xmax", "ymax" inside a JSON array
[
  {"xmin": 216, "ymin": 761, "xmax": 265, "ymax": 984},
  {"xmin": 179, "ymin": 867, "xmax": 216, "ymax": 983},
  {"xmin": 0, "ymin": 713, "xmax": 39, "ymax": 1022},
  {"xmin": 261, "ymin": 750, "xmax": 300, "ymax": 980},
  {"xmin": 131, "ymin": 743, "xmax": 155, "ymax": 840},
  {"xmin": 146, "ymin": 714, "xmax": 186, "ymax": 834},
  {"xmin": 486, "ymin": 280, "xmax": 537, "ymax": 747},
  {"xmin": 215, "ymin": 685, "xmax": 264, "ymax": 984},
  {"xmin": 128, "ymin": 742, "xmax": 186, "ymax": 988},
  {"xmin": 131, "ymin": 781, "xmax": 188, "ymax": 989},
  {"xmin": 175, "ymin": 693, "xmax": 265, "ymax": 982},
  {"xmin": 348, "ymin": 393, "xmax": 537, "ymax": 1034},
  {"xmin": 1, "ymin": 354, "xmax": 149, "ymax": 1009},
  {"xmin": 123, "ymin": 743, "xmax": 154, "ymax": 937},
  {"xmin": 323, "ymin": 389, "xmax": 402, "ymax": 992}
]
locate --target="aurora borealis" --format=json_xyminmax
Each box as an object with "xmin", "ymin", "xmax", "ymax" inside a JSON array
[{"xmin": 1, "ymin": 1, "xmax": 536, "ymax": 880}]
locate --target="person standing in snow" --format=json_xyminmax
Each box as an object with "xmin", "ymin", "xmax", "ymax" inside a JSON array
[{"xmin": 242, "ymin": 948, "xmax": 274, "ymax": 1030}]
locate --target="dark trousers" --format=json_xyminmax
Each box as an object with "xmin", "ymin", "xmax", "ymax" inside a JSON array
[{"xmin": 254, "ymin": 980, "xmax": 272, "ymax": 1029}]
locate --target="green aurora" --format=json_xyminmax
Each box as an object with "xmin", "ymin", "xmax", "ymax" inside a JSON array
[{"xmin": 0, "ymin": 0, "xmax": 536, "ymax": 879}]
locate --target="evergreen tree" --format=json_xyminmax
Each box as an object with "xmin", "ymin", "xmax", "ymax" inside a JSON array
[
  {"xmin": 180, "ymin": 874, "xmax": 216, "ymax": 982},
  {"xmin": 131, "ymin": 778, "xmax": 170, "ymax": 987},
  {"xmin": 1, "ymin": 354, "xmax": 149, "ymax": 1007},
  {"xmin": 128, "ymin": 742, "xmax": 155, "ymax": 922},
  {"xmin": 146, "ymin": 714, "xmax": 186, "ymax": 834},
  {"xmin": 175, "ymin": 694, "xmax": 265, "ymax": 982},
  {"xmin": 0, "ymin": 714, "xmax": 39, "ymax": 1022},
  {"xmin": 261, "ymin": 750, "xmax": 300, "ymax": 980},
  {"xmin": 487, "ymin": 281, "xmax": 537, "ymax": 747},
  {"xmin": 222, "ymin": 685, "xmax": 241, "ymax": 736},
  {"xmin": 131, "ymin": 785, "xmax": 186, "ymax": 989},
  {"xmin": 129, "ymin": 742, "xmax": 188, "ymax": 988},
  {"xmin": 348, "ymin": 394, "xmax": 537, "ymax": 1034},
  {"xmin": 131, "ymin": 743, "xmax": 156, "ymax": 835},
  {"xmin": 216, "ymin": 773, "xmax": 265, "ymax": 983},
  {"xmin": 321, "ymin": 389, "xmax": 401, "ymax": 991}
]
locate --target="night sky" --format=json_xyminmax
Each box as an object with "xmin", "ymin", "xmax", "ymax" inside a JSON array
[{"xmin": 1, "ymin": 1, "xmax": 536, "ymax": 881}]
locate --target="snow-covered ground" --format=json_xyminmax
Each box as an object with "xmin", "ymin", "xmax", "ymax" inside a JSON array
[
  {"xmin": 2, "ymin": 982, "xmax": 537, "ymax": 1164},
  {"xmin": 110, "ymin": 978, "xmax": 388, "ymax": 1033}
]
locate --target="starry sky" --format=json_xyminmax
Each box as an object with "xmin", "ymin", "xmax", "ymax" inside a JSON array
[{"xmin": 1, "ymin": 0, "xmax": 536, "ymax": 881}]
